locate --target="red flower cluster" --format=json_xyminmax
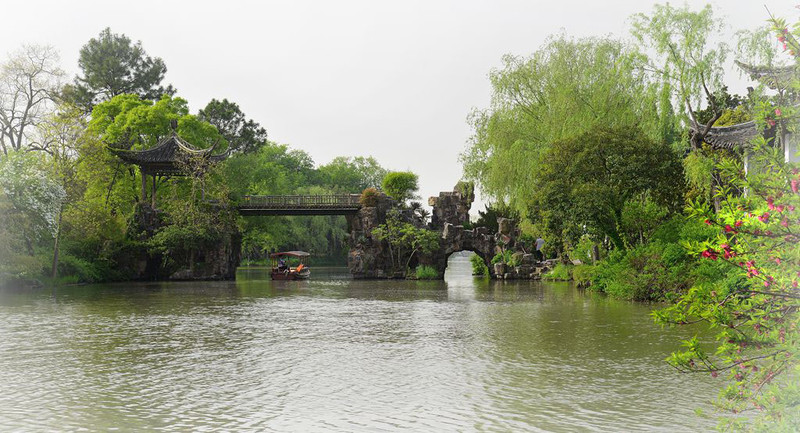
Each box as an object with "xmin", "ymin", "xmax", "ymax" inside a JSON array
[
  {"xmin": 701, "ymin": 248, "xmax": 718, "ymax": 260},
  {"xmin": 720, "ymin": 243, "xmax": 735, "ymax": 260}
]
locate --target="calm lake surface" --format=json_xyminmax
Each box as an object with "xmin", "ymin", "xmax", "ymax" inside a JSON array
[{"xmin": 0, "ymin": 255, "xmax": 720, "ymax": 432}]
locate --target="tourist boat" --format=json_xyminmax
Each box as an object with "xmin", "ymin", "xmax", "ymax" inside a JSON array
[{"xmin": 270, "ymin": 251, "xmax": 311, "ymax": 280}]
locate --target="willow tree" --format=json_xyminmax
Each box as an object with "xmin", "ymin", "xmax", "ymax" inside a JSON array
[
  {"xmin": 461, "ymin": 35, "xmax": 678, "ymax": 236},
  {"xmin": 631, "ymin": 3, "xmax": 728, "ymax": 149}
]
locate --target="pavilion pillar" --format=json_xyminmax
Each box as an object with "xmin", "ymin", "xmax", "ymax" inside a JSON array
[
  {"xmin": 141, "ymin": 169, "xmax": 148, "ymax": 203},
  {"xmin": 151, "ymin": 174, "xmax": 157, "ymax": 208}
]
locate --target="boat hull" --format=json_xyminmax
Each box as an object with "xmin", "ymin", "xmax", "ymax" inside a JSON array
[{"xmin": 271, "ymin": 269, "xmax": 311, "ymax": 280}]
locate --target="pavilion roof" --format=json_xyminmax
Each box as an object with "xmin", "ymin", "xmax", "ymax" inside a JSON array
[
  {"xmin": 690, "ymin": 120, "xmax": 762, "ymax": 150},
  {"xmin": 735, "ymin": 60, "xmax": 798, "ymax": 90},
  {"xmin": 109, "ymin": 131, "xmax": 228, "ymax": 175}
]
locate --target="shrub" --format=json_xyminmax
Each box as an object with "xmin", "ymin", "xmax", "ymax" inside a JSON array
[
  {"xmin": 56, "ymin": 253, "xmax": 105, "ymax": 283},
  {"xmin": 359, "ymin": 187, "xmax": 380, "ymax": 207},
  {"xmin": 470, "ymin": 253, "xmax": 488, "ymax": 276},
  {"xmin": 567, "ymin": 235, "xmax": 599, "ymax": 263},
  {"xmin": 544, "ymin": 263, "xmax": 572, "ymax": 280},
  {"xmin": 381, "ymin": 171, "xmax": 419, "ymax": 202},
  {"xmin": 572, "ymin": 265, "xmax": 596, "ymax": 286},
  {"xmin": 491, "ymin": 250, "xmax": 519, "ymax": 267},
  {"xmin": 415, "ymin": 265, "xmax": 438, "ymax": 280}
]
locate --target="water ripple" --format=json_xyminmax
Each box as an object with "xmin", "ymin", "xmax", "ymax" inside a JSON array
[{"xmin": 0, "ymin": 259, "xmax": 719, "ymax": 432}]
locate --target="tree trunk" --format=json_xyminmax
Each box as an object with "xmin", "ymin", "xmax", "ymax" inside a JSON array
[{"xmin": 51, "ymin": 205, "xmax": 64, "ymax": 280}]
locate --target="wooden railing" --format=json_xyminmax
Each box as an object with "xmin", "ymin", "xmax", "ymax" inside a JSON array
[{"xmin": 237, "ymin": 194, "xmax": 362, "ymax": 215}]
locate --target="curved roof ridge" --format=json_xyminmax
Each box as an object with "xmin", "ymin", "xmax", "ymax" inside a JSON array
[{"xmin": 734, "ymin": 60, "xmax": 797, "ymax": 90}]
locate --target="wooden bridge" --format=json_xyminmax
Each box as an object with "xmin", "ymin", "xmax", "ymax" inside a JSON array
[{"xmin": 236, "ymin": 194, "xmax": 362, "ymax": 216}]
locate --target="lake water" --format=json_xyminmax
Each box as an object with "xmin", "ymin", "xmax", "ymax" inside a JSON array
[{"xmin": 0, "ymin": 254, "xmax": 720, "ymax": 432}]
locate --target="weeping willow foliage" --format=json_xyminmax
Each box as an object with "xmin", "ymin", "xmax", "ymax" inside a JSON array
[{"xmin": 461, "ymin": 34, "xmax": 679, "ymax": 218}]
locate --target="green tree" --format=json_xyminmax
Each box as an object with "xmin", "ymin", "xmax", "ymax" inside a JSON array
[
  {"xmin": 531, "ymin": 126, "xmax": 684, "ymax": 251},
  {"xmin": 473, "ymin": 202, "xmax": 518, "ymax": 233},
  {"xmin": 0, "ymin": 151, "xmax": 65, "ymax": 284},
  {"xmin": 381, "ymin": 171, "xmax": 419, "ymax": 203},
  {"xmin": 461, "ymin": 34, "xmax": 677, "ymax": 226},
  {"xmin": 372, "ymin": 209, "xmax": 439, "ymax": 274},
  {"xmin": 62, "ymin": 28, "xmax": 175, "ymax": 111},
  {"xmin": 198, "ymin": 98, "xmax": 267, "ymax": 154},
  {"xmin": 631, "ymin": 3, "xmax": 728, "ymax": 149},
  {"xmin": 35, "ymin": 105, "xmax": 88, "ymax": 280},
  {"xmin": 318, "ymin": 156, "xmax": 387, "ymax": 193}
]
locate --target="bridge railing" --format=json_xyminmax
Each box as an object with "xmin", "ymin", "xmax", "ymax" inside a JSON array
[{"xmin": 239, "ymin": 194, "xmax": 362, "ymax": 209}]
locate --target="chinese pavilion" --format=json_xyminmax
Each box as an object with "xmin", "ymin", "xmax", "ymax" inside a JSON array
[
  {"xmin": 109, "ymin": 121, "xmax": 229, "ymax": 206},
  {"xmin": 689, "ymin": 61, "xmax": 799, "ymax": 173}
]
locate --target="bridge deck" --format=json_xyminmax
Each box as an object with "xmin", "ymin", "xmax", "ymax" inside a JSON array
[{"xmin": 237, "ymin": 194, "xmax": 362, "ymax": 216}]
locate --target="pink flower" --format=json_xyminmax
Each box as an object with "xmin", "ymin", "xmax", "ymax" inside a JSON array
[
  {"xmin": 701, "ymin": 249, "xmax": 718, "ymax": 260},
  {"xmin": 724, "ymin": 224, "xmax": 734, "ymax": 233},
  {"xmin": 776, "ymin": 108, "xmax": 783, "ymax": 116},
  {"xmin": 734, "ymin": 220, "xmax": 743, "ymax": 227},
  {"xmin": 782, "ymin": 219, "xmax": 789, "ymax": 228},
  {"xmin": 792, "ymin": 179, "xmax": 799, "ymax": 193},
  {"xmin": 759, "ymin": 212, "xmax": 770, "ymax": 223},
  {"xmin": 704, "ymin": 219, "xmax": 712, "ymax": 225}
]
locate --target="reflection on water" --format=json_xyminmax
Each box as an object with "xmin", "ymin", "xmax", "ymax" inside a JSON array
[{"xmin": 0, "ymin": 254, "xmax": 719, "ymax": 432}]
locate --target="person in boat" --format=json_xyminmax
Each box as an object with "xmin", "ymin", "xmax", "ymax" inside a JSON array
[{"xmin": 278, "ymin": 257, "xmax": 287, "ymax": 271}]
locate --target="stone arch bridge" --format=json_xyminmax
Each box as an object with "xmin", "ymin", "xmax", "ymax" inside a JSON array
[{"xmin": 233, "ymin": 183, "xmax": 542, "ymax": 280}]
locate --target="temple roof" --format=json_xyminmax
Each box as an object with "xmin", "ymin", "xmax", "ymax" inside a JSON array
[
  {"xmin": 110, "ymin": 131, "xmax": 228, "ymax": 174},
  {"xmin": 735, "ymin": 60, "xmax": 797, "ymax": 90}
]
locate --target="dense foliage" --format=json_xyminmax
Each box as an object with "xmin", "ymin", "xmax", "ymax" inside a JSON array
[
  {"xmin": 470, "ymin": 253, "xmax": 488, "ymax": 276},
  {"xmin": 0, "ymin": 29, "xmax": 397, "ymax": 285},
  {"xmin": 461, "ymin": 34, "xmax": 678, "ymax": 230},
  {"xmin": 459, "ymin": 3, "xmax": 799, "ymax": 429},
  {"xmin": 381, "ymin": 171, "xmax": 419, "ymax": 203},
  {"xmin": 531, "ymin": 126, "xmax": 684, "ymax": 252},
  {"xmin": 372, "ymin": 209, "xmax": 439, "ymax": 274}
]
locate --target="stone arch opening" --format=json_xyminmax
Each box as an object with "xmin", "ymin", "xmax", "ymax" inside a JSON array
[{"xmin": 442, "ymin": 249, "xmax": 491, "ymax": 277}]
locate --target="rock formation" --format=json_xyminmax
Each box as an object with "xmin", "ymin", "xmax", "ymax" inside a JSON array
[{"xmin": 347, "ymin": 182, "xmax": 551, "ymax": 279}]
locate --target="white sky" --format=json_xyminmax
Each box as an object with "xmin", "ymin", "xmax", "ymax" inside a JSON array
[{"xmin": 0, "ymin": 0, "xmax": 796, "ymax": 211}]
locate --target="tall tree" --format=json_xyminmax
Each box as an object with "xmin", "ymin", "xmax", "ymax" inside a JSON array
[
  {"xmin": 631, "ymin": 4, "xmax": 728, "ymax": 149},
  {"xmin": 0, "ymin": 151, "xmax": 65, "ymax": 258},
  {"xmin": 62, "ymin": 28, "xmax": 175, "ymax": 111},
  {"xmin": 0, "ymin": 45, "xmax": 64, "ymax": 155},
  {"xmin": 318, "ymin": 156, "xmax": 387, "ymax": 193},
  {"xmin": 198, "ymin": 99, "xmax": 267, "ymax": 154},
  {"xmin": 461, "ymin": 35, "xmax": 677, "ymax": 222},
  {"xmin": 531, "ymin": 126, "xmax": 684, "ymax": 251}
]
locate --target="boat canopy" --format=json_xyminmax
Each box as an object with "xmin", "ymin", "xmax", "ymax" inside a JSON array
[{"xmin": 269, "ymin": 251, "xmax": 310, "ymax": 258}]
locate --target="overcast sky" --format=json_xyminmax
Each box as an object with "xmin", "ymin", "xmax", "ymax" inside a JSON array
[{"xmin": 0, "ymin": 1, "xmax": 795, "ymax": 210}]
